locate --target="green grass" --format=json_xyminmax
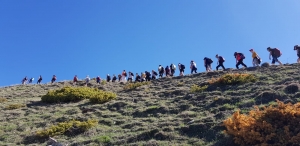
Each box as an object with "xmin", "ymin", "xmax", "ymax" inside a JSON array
[{"xmin": 0, "ymin": 64, "xmax": 300, "ymax": 145}]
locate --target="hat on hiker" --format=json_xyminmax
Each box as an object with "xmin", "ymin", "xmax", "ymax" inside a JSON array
[{"xmin": 249, "ymin": 49, "xmax": 253, "ymax": 51}]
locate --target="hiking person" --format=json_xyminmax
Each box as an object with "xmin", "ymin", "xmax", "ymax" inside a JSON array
[
  {"xmin": 135, "ymin": 73, "xmax": 141, "ymax": 82},
  {"xmin": 178, "ymin": 63, "xmax": 185, "ymax": 76},
  {"xmin": 294, "ymin": 45, "xmax": 300, "ymax": 63},
  {"xmin": 145, "ymin": 71, "xmax": 151, "ymax": 81},
  {"xmin": 165, "ymin": 66, "xmax": 171, "ymax": 77},
  {"xmin": 152, "ymin": 70, "xmax": 158, "ymax": 80},
  {"xmin": 190, "ymin": 60, "xmax": 197, "ymax": 74},
  {"xmin": 122, "ymin": 70, "xmax": 127, "ymax": 82},
  {"xmin": 203, "ymin": 57, "xmax": 213, "ymax": 72},
  {"xmin": 128, "ymin": 72, "xmax": 134, "ymax": 82},
  {"xmin": 106, "ymin": 74, "xmax": 111, "ymax": 82},
  {"xmin": 96, "ymin": 76, "xmax": 101, "ymax": 84},
  {"xmin": 234, "ymin": 52, "xmax": 247, "ymax": 69},
  {"xmin": 170, "ymin": 63, "xmax": 176, "ymax": 76},
  {"xmin": 249, "ymin": 49, "xmax": 261, "ymax": 67},
  {"xmin": 141, "ymin": 72, "xmax": 146, "ymax": 82},
  {"xmin": 118, "ymin": 74, "xmax": 122, "ymax": 82},
  {"xmin": 22, "ymin": 76, "xmax": 28, "ymax": 84},
  {"xmin": 85, "ymin": 75, "xmax": 90, "ymax": 86},
  {"xmin": 73, "ymin": 75, "xmax": 78, "ymax": 85},
  {"xmin": 215, "ymin": 54, "xmax": 226, "ymax": 71},
  {"xmin": 29, "ymin": 77, "xmax": 34, "ymax": 84},
  {"xmin": 158, "ymin": 65, "xmax": 164, "ymax": 78},
  {"xmin": 267, "ymin": 47, "xmax": 283, "ymax": 65},
  {"xmin": 112, "ymin": 75, "xmax": 117, "ymax": 82},
  {"xmin": 37, "ymin": 75, "xmax": 42, "ymax": 84},
  {"xmin": 51, "ymin": 75, "xmax": 56, "ymax": 84}
]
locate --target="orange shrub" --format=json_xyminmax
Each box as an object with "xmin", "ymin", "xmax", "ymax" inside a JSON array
[{"xmin": 224, "ymin": 100, "xmax": 300, "ymax": 146}]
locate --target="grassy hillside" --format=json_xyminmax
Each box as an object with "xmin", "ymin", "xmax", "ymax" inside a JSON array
[{"xmin": 1, "ymin": 64, "xmax": 300, "ymax": 146}]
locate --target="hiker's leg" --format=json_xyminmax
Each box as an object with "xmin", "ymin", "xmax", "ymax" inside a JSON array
[
  {"xmin": 272, "ymin": 58, "xmax": 276, "ymax": 65},
  {"xmin": 236, "ymin": 62, "xmax": 240, "ymax": 69},
  {"xmin": 241, "ymin": 61, "xmax": 247, "ymax": 68}
]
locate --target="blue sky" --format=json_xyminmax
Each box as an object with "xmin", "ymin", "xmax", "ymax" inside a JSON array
[{"xmin": 1, "ymin": 1, "xmax": 300, "ymax": 86}]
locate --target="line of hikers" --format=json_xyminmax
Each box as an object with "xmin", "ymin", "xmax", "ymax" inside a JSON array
[{"xmin": 21, "ymin": 46, "xmax": 300, "ymax": 85}]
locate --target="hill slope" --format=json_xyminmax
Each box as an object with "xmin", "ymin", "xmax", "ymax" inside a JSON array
[{"xmin": 1, "ymin": 64, "xmax": 300, "ymax": 146}]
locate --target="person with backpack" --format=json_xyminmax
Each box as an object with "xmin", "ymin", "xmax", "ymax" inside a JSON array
[
  {"xmin": 165, "ymin": 66, "xmax": 171, "ymax": 77},
  {"xmin": 294, "ymin": 45, "xmax": 300, "ymax": 63},
  {"xmin": 234, "ymin": 52, "xmax": 247, "ymax": 69},
  {"xmin": 178, "ymin": 63, "xmax": 185, "ymax": 76},
  {"xmin": 190, "ymin": 60, "xmax": 197, "ymax": 74},
  {"xmin": 152, "ymin": 70, "xmax": 158, "ymax": 80},
  {"xmin": 112, "ymin": 75, "xmax": 117, "ymax": 82},
  {"xmin": 96, "ymin": 76, "xmax": 101, "ymax": 84},
  {"xmin": 29, "ymin": 77, "xmax": 34, "ymax": 84},
  {"xmin": 249, "ymin": 49, "xmax": 261, "ymax": 67},
  {"xmin": 135, "ymin": 73, "xmax": 141, "ymax": 82},
  {"xmin": 106, "ymin": 74, "xmax": 111, "ymax": 82},
  {"xmin": 118, "ymin": 74, "xmax": 122, "ymax": 82},
  {"xmin": 141, "ymin": 72, "xmax": 146, "ymax": 82},
  {"xmin": 203, "ymin": 57, "xmax": 213, "ymax": 72},
  {"xmin": 37, "ymin": 75, "xmax": 42, "ymax": 84},
  {"xmin": 215, "ymin": 54, "xmax": 226, "ymax": 71},
  {"xmin": 73, "ymin": 75, "xmax": 78, "ymax": 85},
  {"xmin": 128, "ymin": 71, "xmax": 134, "ymax": 82},
  {"xmin": 122, "ymin": 70, "xmax": 127, "ymax": 82},
  {"xmin": 158, "ymin": 65, "xmax": 164, "ymax": 78},
  {"xmin": 145, "ymin": 71, "xmax": 151, "ymax": 81},
  {"xmin": 22, "ymin": 76, "xmax": 28, "ymax": 84},
  {"xmin": 51, "ymin": 75, "xmax": 56, "ymax": 84},
  {"xmin": 85, "ymin": 75, "xmax": 90, "ymax": 86},
  {"xmin": 267, "ymin": 47, "xmax": 282, "ymax": 65},
  {"xmin": 170, "ymin": 63, "xmax": 176, "ymax": 76}
]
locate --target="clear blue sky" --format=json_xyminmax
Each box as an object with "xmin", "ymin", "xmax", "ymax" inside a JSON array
[{"xmin": 1, "ymin": 1, "xmax": 300, "ymax": 86}]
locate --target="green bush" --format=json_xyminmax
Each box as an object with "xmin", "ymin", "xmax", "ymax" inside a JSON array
[
  {"xmin": 41, "ymin": 86, "xmax": 117, "ymax": 103},
  {"xmin": 190, "ymin": 85, "xmax": 208, "ymax": 93},
  {"xmin": 36, "ymin": 119, "xmax": 97, "ymax": 138},
  {"xmin": 96, "ymin": 135, "xmax": 112, "ymax": 144},
  {"xmin": 123, "ymin": 82, "xmax": 150, "ymax": 90},
  {"xmin": 5, "ymin": 103, "xmax": 25, "ymax": 110},
  {"xmin": 101, "ymin": 80, "xmax": 107, "ymax": 85},
  {"xmin": 208, "ymin": 73, "xmax": 257, "ymax": 85}
]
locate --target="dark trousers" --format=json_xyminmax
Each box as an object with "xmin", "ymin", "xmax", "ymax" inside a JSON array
[
  {"xmin": 236, "ymin": 59, "xmax": 247, "ymax": 69},
  {"xmin": 146, "ymin": 76, "xmax": 151, "ymax": 81},
  {"xmin": 216, "ymin": 61, "xmax": 225, "ymax": 70},
  {"xmin": 191, "ymin": 67, "xmax": 197, "ymax": 74},
  {"xmin": 128, "ymin": 78, "xmax": 132, "ymax": 82},
  {"xmin": 152, "ymin": 76, "xmax": 156, "ymax": 80},
  {"xmin": 171, "ymin": 69, "xmax": 175, "ymax": 76},
  {"xmin": 159, "ymin": 71, "xmax": 164, "ymax": 78}
]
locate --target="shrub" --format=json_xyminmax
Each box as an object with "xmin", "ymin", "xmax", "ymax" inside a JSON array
[
  {"xmin": 0, "ymin": 97, "xmax": 7, "ymax": 103},
  {"xmin": 190, "ymin": 85, "xmax": 208, "ymax": 93},
  {"xmin": 261, "ymin": 62, "xmax": 270, "ymax": 67},
  {"xmin": 41, "ymin": 86, "xmax": 116, "ymax": 103},
  {"xmin": 208, "ymin": 73, "xmax": 257, "ymax": 85},
  {"xmin": 96, "ymin": 135, "xmax": 112, "ymax": 144},
  {"xmin": 36, "ymin": 119, "xmax": 97, "ymax": 138},
  {"xmin": 101, "ymin": 80, "xmax": 107, "ymax": 85},
  {"xmin": 5, "ymin": 103, "xmax": 25, "ymax": 110},
  {"xmin": 285, "ymin": 84, "xmax": 299, "ymax": 94},
  {"xmin": 89, "ymin": 91, "xmax": 117, "ymax": 104},
  {"xmin": 224, "ymin": 100, "xmax": 300, "ymax": 146},
  {"xmin": 123, "ymin": 82, "xmax": 150, "ymax": 90}
]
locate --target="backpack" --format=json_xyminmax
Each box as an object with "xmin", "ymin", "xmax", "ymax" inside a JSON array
[
  {"xmin": 219, "ymin": 56, "xmax": 225, "ymax": 62},
  {"xmin": 239, "ymin": 53, "xmax": 245, "ymax": 59},
  {"xmin": 171, "ymin": 64, "xmax": 176, "ymax": 70},
  {"xmin": 153, "ymin": 72, "xmax": 158, "ymax": 76},
  {"xmin": 131, "ymin": 72, "xmax": 134, "ymax": 76},
  {"xmin": 274, "ymin": 48, "xmax": 282, "ymax": 57},
  {"xmin": 206, "ymin": 58, "xmax": 213, "ymax": 64},
  {"xmin": 181, "ymin": 64, "xmax": 185, "ymax": 69},
  {"xmin": 124, "ymin": 72, "xmax": 127, "ymax": 77}
]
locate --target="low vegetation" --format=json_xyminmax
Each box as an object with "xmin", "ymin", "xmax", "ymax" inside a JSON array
[
  {"xmin": 0, "ymin": 97, "xmax": 7, "ymax": 103},
  {"xmin": 209, "ymin": 73, "xmax": 257, "ymax": 85},
  {"xmin": 123, "ymin": 81, "xmax": 150, "ymax": 90},
  {"xmin": 224, "ymin": 100, "xmax": 300, "ymax": 146},
  {"xmin": 41, "ymin": 86, "xmax": 116, "ymax": 103},
  {"xmin": 190, "ymin": 84, "xmax": 208, "ymax": 93},
  {"xmin": 36, "ymin": 119, "xmax": 98, "ymax": 138},
  {"xmin": 5, "ymin": 103, "xmax": 25, "ymax": 110}
]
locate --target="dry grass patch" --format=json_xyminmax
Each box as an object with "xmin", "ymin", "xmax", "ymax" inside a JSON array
[
  {"xmin": 123, "ymin": 82, "xmax": 150, "ymax": 90},
  {"xmin": 0, "ymin": 97, "xmax": 7, "ymax": 103},
  {"xmin": 5, "ymin": 103, "xmax": 25, "ymax": 110},
  {"xmin": 190, "ymin": 85, "xmax": 208, "ymax": 93},
  {"xmin": 209, "ymin": 73, "xmax": 257, "ymax": 85}
]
